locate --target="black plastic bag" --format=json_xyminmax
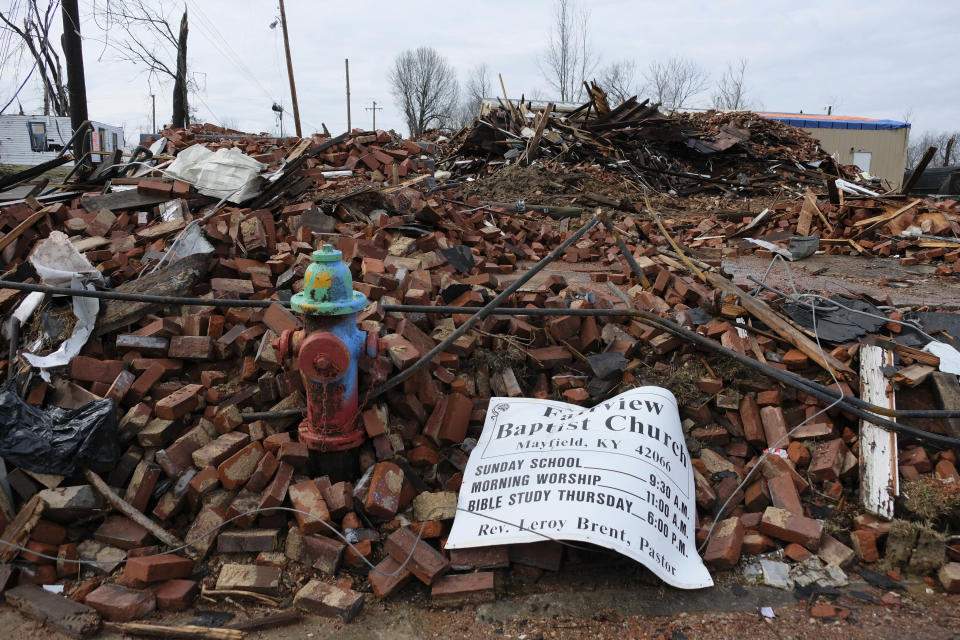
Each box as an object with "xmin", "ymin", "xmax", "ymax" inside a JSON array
[{"xmin": 0, "ymin": 382, "xmax": 120, "ymax": 475}]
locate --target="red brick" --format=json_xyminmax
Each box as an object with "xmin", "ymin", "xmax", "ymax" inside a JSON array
[
  {"xmin": 216, "ymin": 563, "xmax": 281, "ymax": 596},
  {"xmin": 786, "ymin": 441, "xmax": 811, "ymax": 468},
  {"xmin": 70, "ymin": 356, "xmax": 125, "ymax": 384},
  {"xmin": 293, "ymin": 579, "xmax": 365, "ymax": 622},
  {"xmin": 284, "ymin": 527, "xmax": 344, "ymax": 574},
  {"xmin": 259, "ymin": 461, "xmax": 294, "ymax": 512},
  {"xmin": 127, "ymin": 364, "xmax": 166, "ymax": 403},
  {"xmin": 527, "ymin": 345, "xmax": 572, "ymax": 370},
  {"xmin": 938, "ymin": 562, "xmax": 960, "ymax": 593},
  {"xmin": 362, "ymin": 404, "xmax": 388, "ymax": 438},
  {"xmin": 94, "ymin": 516, "xmax": 153, "ymax": 550},
  {"xmin": 364, "ymin": 462, "xmax": 404, "ymax": 519},
  {"xmin": 369, "ymin": 554, "xmax": 413, "ymax": 599},
  {"xmin": 288, "ymin": 480, "xmax": 332, "ymax": 535},
  {"xmin": 152, "ymin": 579, "xmax": 198, "ymax": 611},
  {"xmin": 766, "ymin": 474, "xmax": 802, "ymax": 515},
  {"xmin": 739, "ymin": 395, "xmax": 766, "ymax": 448},
  {"xmin": 850, "ymin": 529, "xmax": 879, "ymax": 563},
  {"xmin": 703, "ymin": 517, "xmax": 744, "ymax": 570},
  {"xmin": 217, "ymin": 441, "xmax": 264, "ymax": 490},
  {"xmin": 808, "ymin": 439, "xmax": 846, "ymax": 482},
  {"xmin": 263, "ymin": 302, "xmax": 302, "ymax": 334},
  {"xmin": 154, "ymin": 383, "xmax": 203, "ymax": 419},
  {"xmin": 759, "ymin": 406, "xmax": 789, "ymax": 447},
  {"xmin": 278, "ymin": 441, "xmax": 309, "ymax": 471},
  {"xmin": 781, "ymin": 349, "xmax": 809, "ymax": 370},
  {"xmin": 321, "ymin": 481, "xmax": 353, "ymax": 520},
  {"xmin": 759, "ymin": 507, "xmax": 823, "ymax": 551},
  {"xmin": 123, "ymin": 555, "xmax": 193, "ymax": 583},
  {"xmin": 246, "ymin": 451, "xmax": 279, "ymax": 492},
  {"xmin": 124, "ymin": 460, "xmax": 161, "ymax": 513},
  {"xmin": 818, "ymin": 533, "xmax": 855, "ymax": 568},
  {"xmin": 31, "ymin": 520, "xmax": 66, "ymax": 545},
  {"xmin": 431, "ymin": 572, "xmax": 495, "ymax": 606},
  {"xmin": 168, "ymin": 335, "xmax": 214, "ymax": 360},
  {"xmin": 192, "ymin": 431, "xmax": 250, "ymax": 468},
  {"xmin": 85, "ymin": 583, "xmax": 156, "ymax": 621},
  {"xmin": 783, "ymin": 542, "xmax": 812, "ymax": 562},
  {"xmin": 383, "ymin": 527, "xmax": 450, "ymax": 585}
]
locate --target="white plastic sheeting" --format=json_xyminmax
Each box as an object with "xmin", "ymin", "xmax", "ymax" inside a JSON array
[{"xmin": 165, "ymin": 145, "xmax": 266, "ymax": 203}]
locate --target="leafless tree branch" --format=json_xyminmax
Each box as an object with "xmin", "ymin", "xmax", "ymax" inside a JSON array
[
  {"xmin": 598, "ymin": 60, "xmax": 637, "ymax": 106},
  {"xmin": 389, "ymin": 46, "xmax": 460, "ymax": 137},
  {"xmin": 539, "ymin": 0, "xmax": 596, "ymax": 102},
  {"xmin": 643, "ymin": 57, "xmax": 709, "ymax": 109},
  {"xmin": 711, "ymin": 58, "xmax": 751, "ymax": 110}
]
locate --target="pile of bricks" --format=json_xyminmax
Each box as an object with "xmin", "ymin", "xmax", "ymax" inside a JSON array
[{"xmin": 0, "ymin": 121, "xmax": 958, "ymax": 630}]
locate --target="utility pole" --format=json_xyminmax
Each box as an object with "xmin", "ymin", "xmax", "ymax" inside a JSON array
[
  {"xmin": 365, "ymin": 100, "xmax": 382, "ymax": 130},
  {"xmin": 150, "ymin": 94, "xmax": 156, "ymax": 133},
  {"xmin": 345, "ymin": 59, "xmax": 351, "ymax": 132},
  {"xmin": 60, "ymin": 0, "xmax": 88, "ymax": 161},
  {"xmin": 277, "ymin": 0, "xmax": 302, "ymax": 137}
]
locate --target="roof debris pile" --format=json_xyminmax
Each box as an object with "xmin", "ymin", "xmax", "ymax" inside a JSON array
[
  {"xmin": 0, "ymin": 93, "xmax": 958, "ymax": 633},
  {"xmin": 444, "ymin": 88, "xmax": 852, "ymax": 197}
]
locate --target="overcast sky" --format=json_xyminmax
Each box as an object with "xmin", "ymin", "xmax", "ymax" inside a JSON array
[{"xmin": 1, "ymin": 0, "xmax": 957, "ymax": 144}]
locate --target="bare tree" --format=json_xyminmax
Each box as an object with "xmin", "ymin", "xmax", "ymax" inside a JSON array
[
  {"xmin": 907, "ymin": 130, "xmax": 960, "ymax": 168},
  {"xmin": 93, "ymin": 1, "xmax": 191, "ymax": 127},
  {"xmin": 389, "ymin": 46, "xmax": 460, "ymax": 137},
  {"xmin": 0, "ymin": 0, "xmax": 69, "ymax": 115},
  {"xmin": 539, "ymin": 0, "xmax": 596, "ymax": 102},
  {"xmin": 643, "ymin": 57, "xmax": 709, "ymax": 109},
  {"xmin": 711, "ymin": 58, "xmax": 750, "ymax": 110},
  {"xmin": 598, "ymin": 60, "xmax": 637, "ymax": 105},
  {"xmin": 455, "ymin": 63, "xmax": 492, "ymax": 128}
]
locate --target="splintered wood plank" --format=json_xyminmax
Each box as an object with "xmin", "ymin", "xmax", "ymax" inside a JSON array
[
  {"xmin": 859, "ymin": 344, "xmax": 898, "ymax": 519},
  {"xmin": 0, "ymin": 494, "xmax": 44, "ymax": 562},
  {"xmin": 796, "ymin": 190, "xmax": 817, "ymax": 236}
]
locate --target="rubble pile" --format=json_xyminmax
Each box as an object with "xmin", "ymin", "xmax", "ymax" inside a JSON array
[
  {"xmin": 445, "ymin": 87, "xmax": 851, "ymax": 197},
  {"xmin": 0, "ymin": 103, "xmax": 958, "ymax": 634}
]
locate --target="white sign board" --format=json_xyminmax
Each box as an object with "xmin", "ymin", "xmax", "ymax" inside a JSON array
[{"xmin": 446, "ymin": 387, "xmax": 713, "ymax": 589}]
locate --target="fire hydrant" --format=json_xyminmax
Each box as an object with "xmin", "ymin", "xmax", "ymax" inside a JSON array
[{"xmin": 277, "ymin": 244, "xmax": 375, "ymax": 459}]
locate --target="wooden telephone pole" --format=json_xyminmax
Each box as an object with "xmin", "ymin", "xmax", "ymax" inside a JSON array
[
  {"xmin": 345, "ymin": 59, "xmax": 351, "ymax": 132},
  {"xmin": 365, "ymin": 101, "xmax": 382, "ymax": 130},
  {"xmin": 277, "ymin": 0, "xmax": 302, "ymax": 137},
  {"xmin": 61, "ymin": 0, "xmax": 88, "ymax": 161}
]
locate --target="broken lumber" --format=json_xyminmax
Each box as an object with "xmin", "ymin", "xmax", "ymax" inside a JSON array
[
  {"xmin": 859, "ymin": 344, "xmax": 898, "ymax": 519},
  {"xmin": 103, "ymin": 622, "xmax": 245, "ymax": 640},
  {"xmin": 83, "ymin": 469, "xmax": 187, "ymax": 552}
]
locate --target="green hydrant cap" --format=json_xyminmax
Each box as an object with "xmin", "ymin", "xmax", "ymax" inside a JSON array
[{"xmin": 290, "ymin": 243, "xmax": 368, "ymax": 315}]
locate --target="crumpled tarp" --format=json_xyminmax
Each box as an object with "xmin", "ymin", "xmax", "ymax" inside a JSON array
[{"xmin": 165, "ymin": 145, "xmax": 266, "ymax": 203}]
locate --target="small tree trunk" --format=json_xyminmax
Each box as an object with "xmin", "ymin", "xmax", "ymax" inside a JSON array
[{"xmin": 172, "ymin": 9, "xmax": 188, "ymax": 128}]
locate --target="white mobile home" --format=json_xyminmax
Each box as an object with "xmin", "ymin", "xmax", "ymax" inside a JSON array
[{"xmin": 0, "ymin": 114, "xmax": 124, "ymax": 166}]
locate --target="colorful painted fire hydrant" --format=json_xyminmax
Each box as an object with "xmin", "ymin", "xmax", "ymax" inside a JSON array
[{"xmin": 277, "ymin": 244, "xmax": 375, "ymax": 457}]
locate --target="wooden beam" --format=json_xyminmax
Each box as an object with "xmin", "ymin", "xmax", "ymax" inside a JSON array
[
  {"xmin": 0, "ymin": 155, "xmax": 73, "ymax": 191},
  {"xmin": 524, "ymin": 102, "xmax": 553, "ymax": 165},
  {"xmin": 0, "ymin": 206, "xmax": 49, "ymax": 254},
  {"xmin": 859, "ymin": 344, "xmax": 898, "ymax": 519},
  {"xmin": 706, "ymin": 271, "xmax": 855, "ymax": 378},
  {"xmin": 901, "ymin": 146, "xmax": 937, "ymax": 194},
  {"xmin": 103, "ymin": 622, "xmax": 246, "ymax": 640}
]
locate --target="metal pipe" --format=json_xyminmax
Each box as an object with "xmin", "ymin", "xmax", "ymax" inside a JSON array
[
  {"xmin": 381, "ymin": 304, "xmax": 636, "ymax": 317},
  {"xmin": 0, "ymin": 280, "xmax": 283, "ymax": 308},
  {"xmin": 369, "ymin": 216, "xmax": 601, "ymax": 400}
]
